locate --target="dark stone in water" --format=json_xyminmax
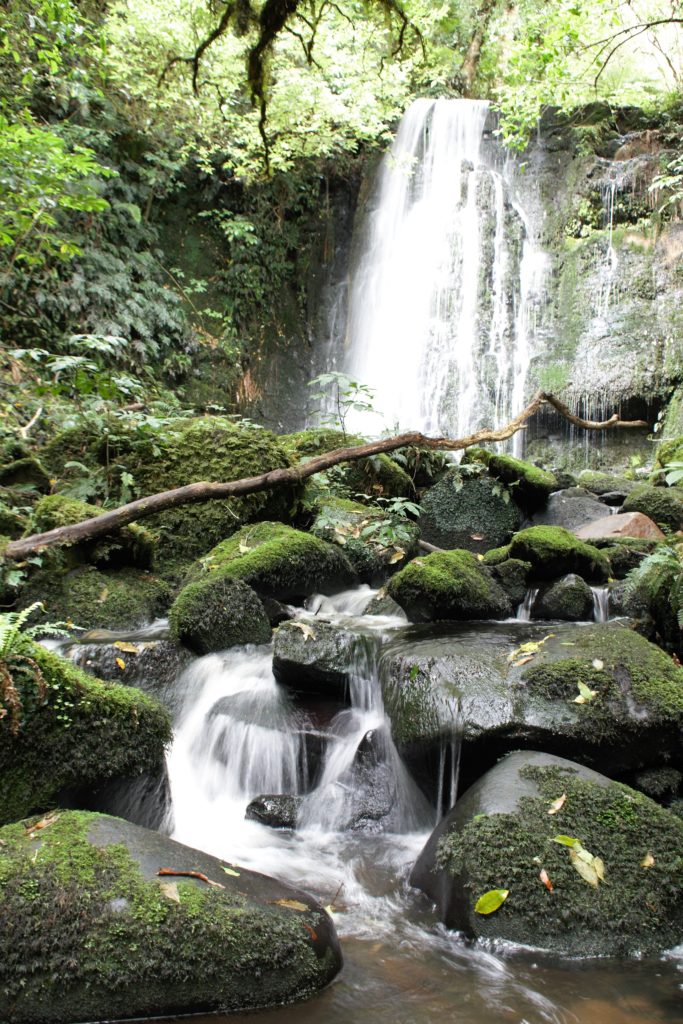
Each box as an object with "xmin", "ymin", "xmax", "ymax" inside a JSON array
[
  {"xmin": 246, "ymin": 794, "xmax": 303, "ymax": 829},
  {"xmin": 532, "ymin": 573, "xmax": 594, "ymax": 621}
]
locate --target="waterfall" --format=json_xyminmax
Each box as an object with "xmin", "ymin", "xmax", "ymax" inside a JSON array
[
  {"xmin": 334, "ymin": 98, "xmax": 546, "ymax": 442},
  {"xmin": 516, "ymin": 587, "xmax": 539, "ymax": 621},
  {"xmin": 591, "ymin": 585, "xmax": 610, "ymax": 623}
]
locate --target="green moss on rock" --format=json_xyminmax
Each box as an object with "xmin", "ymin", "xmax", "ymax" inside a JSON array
[
  {"xmin": 0, "ymin": 456, "xmax": 51, "ymax": 492},
  {"xmin": 283, "ymin": 428, "xmax": 414, "ymax": 499},
  {"xmin": 311, "ymin": 496, "xmax": 418, "ymax": 582},
  {"xmin": 622, "ymin": 484, "xmax": 683, "ymax": 532},
  {"xmin": 482, "ymin": 544, "xmax": 511, "ymax": 566},
  {"xmin": 33, "ymin": 494, "xmax": 155, "ymax": 569},
  {"xmin": 0, "ymin": 644, "xmax": 171, "ymax": 825},
  {"xmin": 387, "ymin": 549, "xmax": 512, "ymax": 622},
  {"xmin": 474, "ymin": 451, "xmax": 557, "ymax": 511},
  {"xmin": 169, "ymin": 576, "xmax": 271, "ymax": 655},
  {"xmin": 416, "ymin": 751, "xmax": 683, "ymax": 956},
  {"xmin": 0, "ymin": 811, "xmax": 341, "ymax": 1022},
  {"xmin": 533, "ymin": 573, "xmax": 594, "ymax": 620},
  {"xmin": 20, "ymin": 565, "xmax": 170, "ymax": 631},
  {"xmin": 508, "ymin": 525, "xmax": 610, "ymax": 581},
  {"xmin": 420, "ymin": 470, "xmax": 521, "ymax": 552}
]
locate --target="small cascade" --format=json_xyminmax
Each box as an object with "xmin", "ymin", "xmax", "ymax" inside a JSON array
[
  {"xmin": 331, "ymin": 98, "xmax": 546, "ymax": 441},
  {"xmin": 591, "ymin": 585, "xmax": 610, "ymax": 623},
  {"xmin": 435, "ymin": 736, "xmax": 461, "ymax": 824},
  {"xmin": 600, "ymin": 179, "xmax": 619, "ymax": 315},
  {"xmin": 516, "ymin": 587, "xmax": 539, "ymax": 621}
]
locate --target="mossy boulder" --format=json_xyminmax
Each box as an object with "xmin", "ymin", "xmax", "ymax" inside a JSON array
[
  {"xmin": 169, "ymin": 576, "xmax": 271, "ymax": 656},
  {"xmin": 0, "ymin": 643, "xmax": 171, "ymax": 825},
  {"xmin": 32, "ymin": 494, "xmax": 155, "ymax": 569},
  {"xmin": 533, "ymin": 573, "xmax": 594, "ymax": 621},
  {"xmin": 19, "ymin": 565, "xmax": 170, "ymax": 631},
  {"xmin": 410, "ymin": 751, "xmax": 683, "ymax": 956},
  {"xmin": 622, "ymin": 484, "xmax": 683, "ymax": 533},
  {"xmin": 653, "ymin": 435, "xmax": 683, "ymax": 474},
  {"xmin": 489, "ymin": 558, "xmax": 531, "ymax": 606},
  {"xmin": 576, "ymin": 469, "xmax": 636, "ymax": 497},
  {"xmin": 0, "ymin": 811, "xmax": 342, "ymax": 1023},
  {"xmin": 311, "ymin": 497, "xmax": 418, "ymax": 582},
  {"xmin": 507, "ymin": 526, "xmax": 610, "ymax": 581},
  {"xmin": 42, "ymin": 418, "xmax": 297, "ymax": 566},
  {"xmin": 464, "ymin": 449, "xmax": 557, "ymax": 512},
  {"xmin": 0, "ymin": 456, "xmax": 51, "ymax": 492},
  {"xmin": 419, "ymin": 470, "xmax": 521, "ymax": 553},
  {"xmin": 387, "ymin": 549, "xmax": 512, "ymax": 622},
  {"xmin": 283, "ymin": 428, "xmax": 414, "ymax": 499},
  {"xmin": 180, "ymin": 521, "xmax": 355, "ymax": 602},
  {"xmin": 381, "ymin": 622, "xmax": 683, "ymax": 773},
  {"xmin": 273, "ymin": 619, "xmax": 361, "ymax": 698}
]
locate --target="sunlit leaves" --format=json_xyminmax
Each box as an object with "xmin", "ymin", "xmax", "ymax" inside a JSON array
[{"xmin": 474, "ymin": 888, "xmax": 510, "ymax": 914}]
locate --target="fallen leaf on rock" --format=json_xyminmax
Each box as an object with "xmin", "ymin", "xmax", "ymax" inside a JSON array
[
  {"xmin": 539, "ymin": 868, "xmax": 554, "ymax": 892},
  {"xmin": 221, "ymin": 865, "xmax": 240, "ymax": 877},
  {"xmin": 159, "ymin": 882, "xmax": 180, "ymax": 903},
  {"xmin": 27, "ymin": 813, "xmax": 60, "ymax": 836},
  {"xmin": 512, "ymin": 655, "xmax": 535, "ymax": 668},
  {"xmin": 641, "ymin": 852, "xmax": 655, "ymax": 869},
  {"xmin": 570, "ymin": 849, "xmax": 599, "ymax": 887},
  {"xmin": 302, "ymin": 922, "xmax": 318, "ymax": 941},
  {"xmin": 552, "ymin": 835, "xmax": 581, "ymax": 848},
  {"xmin": 548, "ymin": 794, "xmax": 567, "ymax": 815},
  {"xmin": 157, "ymin": 868, "xmax": 224, "ymax": 889},
  {"xmin": 115, "ymin": 657, "xmax": 126, "ymax": 670},
  {"xmin": 573, "ymin": 680, "xmax": 597, "ymax": 704},
  {"xmin": 97, "ymin": 586, "xmax": 109, "ymax": 603},
  {"xmin": 272, "ymin": 898, "xmax": 310, "ymax": 912},
  {"xmin": 290, "ymin": 622, "xmax": 316, "ymax": 642},
  {"xmin": 114, "ymin": 641, "xmax": 140, "ymax": 654},
  {"xmin": 470, "ymin": 533, "xmax": 484, "ymax": 541},
  {"xmin": 388, "ymin": 549, "xmax": 405, "ymax": 564},
  {"xmin": 474, "ymin": 889, "xmax": 509, "ymax": 915},
  {"xmin": 592, "ymin": 659, "xmax": 604, "ymax": 671}
]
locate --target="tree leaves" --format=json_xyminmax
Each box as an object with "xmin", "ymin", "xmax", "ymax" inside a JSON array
[{"xmin": 474, "ymin": 888, "xmax": 509, "ymax": 914}]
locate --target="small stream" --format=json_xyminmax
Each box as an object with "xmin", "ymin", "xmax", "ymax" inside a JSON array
[{"xmin": 74, "ymin": 590, "xmax": 683, "ymax": 1023}]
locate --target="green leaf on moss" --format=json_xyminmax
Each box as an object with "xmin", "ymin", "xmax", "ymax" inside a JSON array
[{"xmin": 474, "ymin": 888, "xmax": 509, "ymax": 914}]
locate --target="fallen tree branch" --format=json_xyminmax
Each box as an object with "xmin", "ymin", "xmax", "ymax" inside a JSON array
[{"xmin": 4, "ymin": 392, "xmax": 648, "ymax": 561}]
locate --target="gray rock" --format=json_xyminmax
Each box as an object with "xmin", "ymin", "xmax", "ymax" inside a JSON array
[
  {"xmin": 246, "ymin": 794, "xmax": 303, "ymax": 829},
  {"xmin": 410, "ymin": 750, "xmax": 683, "ymax": 957},
  {"xmin": 532, "ymin": 489, "xmax": 608, "ymax": 531},
  {"xmin": 273, "ymin": 619, "xmax": 375, "ymax": 698}
]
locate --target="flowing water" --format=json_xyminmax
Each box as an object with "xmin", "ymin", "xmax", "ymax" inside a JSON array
[
  {"xmin": 321, "ymin": 98, "xmax": 547, "ymax": 442},
  {"xmin": 105, "ymin": 591, "xmax": 683, "ymax": 1024}
]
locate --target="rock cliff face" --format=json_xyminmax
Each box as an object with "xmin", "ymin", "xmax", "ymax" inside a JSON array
[{"xmin": 278, "ymin": 104, "xmax": 682, "ymax": 469}]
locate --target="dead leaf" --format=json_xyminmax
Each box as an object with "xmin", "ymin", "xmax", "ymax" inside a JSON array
[
  {"xmin": 290, "ymin": 622, "xmax": 316, "ymax": 642},
  {"xmin": 470, "ymin": 533, "xmax": 484, "ymax": 541},
  {"xmin": 512, "ymin": 655, "xmax": 535, "ymax": 667},
  {"xmin": 570, "ymin": 849, "xmax": 599, "ymax": 887},
  {"xmin": 573, "ymin": 680, "xmax": 598, "ymax": 704},
  {"xmin": 593, "ymin": 857, "xmax": 605, "ymax": 881},
  {"xmin": 641, "ymin": 852, "xmax": 655, "ymax": 869},
  {"xmin": 159, "ymin": 882, "xmax": 180, "ymax": 903},
  {"xmin": 115, "ymin": 657, "xmax": 126, "ymax": 670},
  {"xmin": 302, "ymin": 922, "xmax": 318, "ymax": 941},
  {"xmin": 272, "ymin": 898, "xmax": 309, "ymax": 912},
  {"xmin": 114, "ymin": 641, "xmax": 140, "ymax": 655},
  {"xmin": 548, "ymin": 793, "xmax": 567, "ymax": 815},
  {"xmin": 592, "ymin": 659, "xmax": 604, "ymax": 670},
  {"xmin": 539, "ymin": 868, "xmax": 554, "ymax": 892},
  {"xmin": 388, "ymin": 549, "xmax": 405, "ymax": 564},
  {"xmin": 97, "ymin": 586, "xmax": 109, "ymax": 603},
  {"xmin": 157, "ymin": 868, "xmax": 224, "ymax": 889},
  {"xmin": 26, "ymin": 813, "xmax": 60, "ymax": 836}
]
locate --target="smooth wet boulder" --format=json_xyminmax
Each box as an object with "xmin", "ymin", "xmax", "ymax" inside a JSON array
[
  {"xmin": 246, "ymin": 794, "xmax": 303, "ymax": 829},
  {"xmin": 576, "ymin": 470, "xmax": 636, "ymax": 498},
  {"xmin": 0, "ymin": 642, "xmax": 171, "ymax": 825},
  {"xmin": 531, "ymin": 488, "xmax": 608, "ymax": 531},
  {"xmin": 532, "ymin": 574, "xmax": 594, "ymax": 621},
  {"xmin": 0, "ymin": 811, "xmax": 342, "ymax": 1023},
  {"xmin": 622, "ymin": 483, "xmax": 683, "ymax": 533},
  {"xmin": 380, "ymin": 621, "xmax": 683, "ymax": 774},
  {"xmin": 489, "ymin": 558, "xmax": 531, "ymax": 606},
  {"xmin": 410, "ymin": 750, "xmax": 683, "ymax": 957},
  {"xmin": 463, "ymin": 449, "xmax": 557, "ymax": 512},
  {"xmin": 574, "ymin": 511, "xmax": 665, "ymax": 542},
  {"xmin": 32, "ymin": 494, "xmax": 155, "ymax": 569},
  {"xmin": 419, "ymin": 470, "xmax": 521, "ymax": 553},
  {"xmin": 67, "ymin": 638, "xmax": 194, "ymax": 714},
  {"xmin": 311, "ymin": 496, "xmax": 418, "ymax": 582},
  {"xmin": 387, "ymin": 549, "xmax": 513, "ymax": 622},
  {"xmin": 273, "ymin": 619, "xmax": 361, "ymax": 698},
  {"xmin": 18, "ymin": 564, "xmax": 171, "ymax": 631},
  {"xmin": 170, "ymin": 576, "xmax": 271, "ymax": 655},
  {"xmin": 507, "ymin": 526, "xmax": 610, "ymax": 581}
]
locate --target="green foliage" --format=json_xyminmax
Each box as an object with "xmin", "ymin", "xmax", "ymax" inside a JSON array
[
  {"xmin": 624, "ymin": 542, "xmax": 683, "ymax": 630},
  {"xmin": 308, "ymin": 372, "xmax": 377, "ymax": 440},
  {"xmin": 0, "ymin": 602, "xmax": 71, "ymax": 736}
]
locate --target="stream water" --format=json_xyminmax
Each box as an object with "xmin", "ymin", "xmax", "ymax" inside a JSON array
[{"xmin": 97, "ymin": 588, "xmax": 683, "ymax": 1024}]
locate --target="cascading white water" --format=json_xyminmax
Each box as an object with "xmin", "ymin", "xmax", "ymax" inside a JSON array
[
  {"xmin": 516, "ymin": 587, "xmax": 539, "ymax": 621},
  {"xmin": 591, "ymin": 585, "xmax": 610, "ymax": 623},
  {"xmin": 335, "ymin": 98, "xmax": 546, "ymax": 442}
]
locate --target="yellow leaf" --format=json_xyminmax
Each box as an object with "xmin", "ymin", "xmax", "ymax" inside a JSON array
[
  {"xmin": 592, "ymin": 659, "xmax": 604, "ymax": 671},
  {"xmin": 547, "ymin": 793, "xmax": 567, "ymax": 815},
  {"xmin": 570, "ymin": 849, "xmax": 599, "ymax": 887},
  {"xmin": 97, "ymin": 586, "xmax": 109, "ymax": 603},
  {"xmin": 291, "ymin": 622, "xmax": 316, "ymax": 642},
  {"xmin": 221, "ymin": 865, "xmax": 240, "ymax": 877},
  {"xmin": 114, "ymin": 641, "xmax": 139, "ymax": 654},
  {"xmin": 593, "ymin": 857, "xmax": 605, "ymax": 881},
  {"xmin": 474, "ymin": 889, "xmax": 509, "ymax": 915},
  {"xmin": 641, "ymin": 851, "xmax": 655, "ymax": 869},
  {"xmin": 273, "ymin": 898, "xmax": 309, "ymax": 912},
  {"xmin": 388, "ymin": 549, "xmax": 405, "ymax": 564},
  {"xmin": 159, "ymin": 882, "xmax": 180, "ymax": 903},
  {"xmin": 115, "ymin": 657, "xmax": 126, "ymax": 670}
]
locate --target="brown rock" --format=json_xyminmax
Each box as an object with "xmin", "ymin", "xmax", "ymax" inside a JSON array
[{"xmin": 574, "ymin": 511, "xmax": 665, "ymax": 541}]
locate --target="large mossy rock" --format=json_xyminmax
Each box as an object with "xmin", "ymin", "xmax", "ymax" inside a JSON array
[
  {"xmin": 410, "ymin": 751, "xmax": 683, "ymax": 957},
  {"xmin": 419, "ymin": 470, "xmax": 521, "ymax": 553},
  {"xmin": 311, "ymin": 496, "xmax": 418, "ymax": 582},
  {"xmin": 283, "ymin": 428, "xmax": 414, "ymax": 499},
  {"xmin": 507, "ymin": 526, "xmax": 610, "ymax": 581},
  {"xmin": 0, "ymin": 643, "xmax": 171, "ymax": 825},
  {"xmin": 0, "ymin": 812, "xmax": 342, "ymax": 1023},
  {"xmin": 463, "ymin": 449, "xmax": 557, "ymax": 512},
  {"xmin": 169, "ymin": 576, "xmax": 271, "ymax": 655},
  {"xmin": 387, "ymin": 550, "xmax": 513, "ymax": 623},
  {"xmin": 622, "ymin": 483, "xmax": 683, "ymax": 533},
  {"xmin": 576, "ymin": 469, "xmax": 636, "ymax": 498},
  {"xmin": 32, "ymin": 494, "xmax": 155, "ymax": 569},
  {"xmin": 41, "ymin": 418, "xmax": 297, "ymax": 566},
  {"xmin": 380, "ymin": 622, "xmax": 683, "ymax": 774},
  {"xmin": 19, "ymin": 565, "xmax": 170, "ymax": 631}
]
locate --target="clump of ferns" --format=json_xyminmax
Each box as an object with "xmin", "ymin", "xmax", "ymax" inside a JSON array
[
  {"xmin": 624, "ymin": 540, "xmax": 683, "ymax": 629},
  {"xmin": 0, "ymin": 603, "xmax": 71, "ymax": 735}
]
